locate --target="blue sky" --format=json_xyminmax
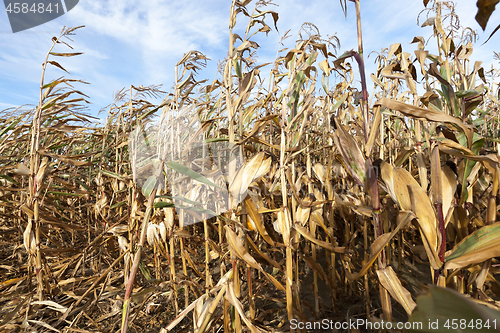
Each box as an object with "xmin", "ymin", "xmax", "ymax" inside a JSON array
[{"xmin": 1, "ymin": 0, "xmax": 499, "ymax": 121}]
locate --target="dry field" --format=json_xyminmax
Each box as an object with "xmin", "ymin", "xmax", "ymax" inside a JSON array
[{"xmin": 1, "ymin": 0, "xmax": 500, "ymax": 332}]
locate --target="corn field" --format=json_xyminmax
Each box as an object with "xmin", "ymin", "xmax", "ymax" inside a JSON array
[{"xmin": 1, "ymin": 0, "xmax": 500, "ymax": 332}]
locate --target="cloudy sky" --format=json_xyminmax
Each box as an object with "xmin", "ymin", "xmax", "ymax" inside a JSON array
[{"xmin": 1, "ymin": 0, "xmax": 499, "ymax": 120}]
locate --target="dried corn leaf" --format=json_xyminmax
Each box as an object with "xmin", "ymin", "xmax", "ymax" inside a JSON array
[
  {"xmin": 31, "ymin": 300, "xmax": 67, "ymax": 313},
  {"xmin": 377, "ymin": 266, "xmax": 416, "ymax": 315},
  {"xmin": 226, "ymin": 283, "xmax": 260, "ymax": 333},
  {"xmin": 331, "ymin": 117, "xmax": 366, "ymax": 186},
  {"xmin": 12, "ymin": 163, "xmax": 30, "ymax": 176},
  {"xmin": 224, "ymin": 227, "xmax": 260, "ymax": 271},
  {"xmin": 246, "ymin": 235, "xmax": 281, "ymax": 269},
  {"xmin": 300, "ymin": 253, "xmax": 334, "ymax": 289},
  {"xmin": 348, "ymin": 212, "xmax": 414, "ymax": 280},
  {"xmin": 162, "ymin": 284, "xmax": 227, "ymax": 332},
  {"xmin": 294, "ymin": 224, "xmax": 345, "ymax": 253},
  {"xmin": 379, "ymin": 161, "xmax": 420, "ymax": 211},
  {"xmin": 226, "ymin": 226, "xmax": 284, "ymax": 291},
  {"xmin": 244, "ymin": 196, "xmax": 274, "ymax": 245},
  {"xmin": 440, "ymin": 165, "xmax": 457, "ymax": 226},
  {"xmin": 439, "ymin": 138, "xmax": 499, "ymax": 172},
  {"xmin": 23, "ymin": 221, "xmax": 36, "ymax": 255},
  {"xmin": 374, "ymin": 97, "xmax": 474, "ymax": 148},
  {"xmin": 408, "ymin": 184, "xmax": 439, "ymax": 252},
  {"xmin": 229, "ymin": 152, "xmax": 271, "ymax": 208}
]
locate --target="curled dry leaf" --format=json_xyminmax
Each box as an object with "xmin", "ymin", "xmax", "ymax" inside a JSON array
[
  {"xmin": 429, "ymin": 164, "xmax": 457, "ymax": 227},
  {"xmin": 377, "ymin": 266, "xmax": 416, "ymax": 315},
  {"xmin": 244, "ymin": 196, "xmax": 274, "ymax": 246},
  {"xmin": 225, "ymin": 226, "xmax": 284, "ymax": 291},
  {"xmin": 225, "ymin": 226, "xmax": 262, "ymax": 271},
  {"xmin": 295, "ymin": 202, "xmax": 311, "ymax": 225},
  {"xmin": 163, "ymin": 207, "xmax": 174, "ymax": 232},
  {"xmin": 229, "ymin": 152, "xmax": 271, "ymax": 208},
  {"xmin": 146, "ymin": 223, "xmax": 159, "ymax": 247},
  {"xmin": 408, "ymin": 184, "xmax": 439, "ymax": 253},
  {"xmin": 107, "ymin": 224, "xmax": 128, "ymax": 235},
  {"xmin": 379, "ymin": 161, "xmax": 420, "ymax": 211},
  {"xmin": 226, "ymin": 282, "xmax": 260, "ymax": 333},
  {"xmin": 379, "ymin": 161, "xmax": 439, "ymax": 263},
  {"xmin": 313, "ymin": 163, "xmax": 326, "ymax": 183},
  {"xmin": 439, "ymin": 138, "xmax": 499, "ymax": 173},
  {"xmin": 272, "ymin": 209, "xmax": 290, "ymax": 239},
  {"xmin": 159, "ymin": 222, "xmax": 167, "ymax": 242},
  {"xmin": 23, "ymin": 221, "xmax": 36, "ymax": 255},
  {"xmin": 12, "ymin": 163, "xmax": 30, "ymax": 176},
  {"xmin": 331, "ymin": 117, "xmax": 366, "ymax": 186},
  {"xmin": 117, "ymin": 236, "xmax": 129, "ymax": 252},
  {"xmin": 294, "ymin": 224, "xmax": 345, "ymax": 253}
]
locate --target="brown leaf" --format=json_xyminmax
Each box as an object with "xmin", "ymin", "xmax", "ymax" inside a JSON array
[
  {"xmin": 244, "ymin": 196, "xmax": 274, "ymax": 246},
  {"xmin": 225, "ymin": 226, "xmax": 261, "ymax": 271},
  {"xmin": 294, "ymin": 224, "xmax": 345, "ymax": 253},
  {"xmin": 331, "ymin": 117, "xmax": 366, "ymax": 186},
  {"xmin": 476, "ymin": 0, "xmax": 500, "ymax": 30},
  {"xmin": 374, "ymin": 97, "xmax": 474, "ymax": 148},
  {"xmin": 348, "ymin": 212, "xmax": 415, "ymax": 280},
  {"xmin": 226, "ymin": 226, "xmax": 284, "ymax": 291},
  {"xmin": 408, "ymin": 184, "xmax": 440, "ymax": 257},
  {"xmin": 377, "ymin": 266, "xmax": 416, "ymax": 315},
  {"xmin": 226, "ymin": 283, "xmax": 261, "ymax": 332},
  {"xmin": 439, "ymin": 139, "xmax": 499, "ymax": 173},
  {"xmin": 246, "ymin": 235, "xmax": 281, "ymax": 269},
  {"xmin": 229, "ymin": 152, "xmax": 271, "ymax": 207},
  {"xmin": 47, "ymin": 60, "xmax": 70, "ymax": 74}
]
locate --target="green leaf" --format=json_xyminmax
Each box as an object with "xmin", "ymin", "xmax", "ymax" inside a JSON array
[
  {"xmin": 139, "ymin": 261, "xmax": 152, "ymax": 281},
  {"xmin": 205, "ymin": 138, "xmax": 229, "ymax": 143},
  {"xmin": 456, "ymin": 133, "xmax": 485, "ymax": 203},
  {"xmin": 111, "ymin": 201, "xmax": 127, "ymax": 209},
  {"xmin": 0, "ymin": 174, "xmax": 19, "ymax": 186},
  {"xmin": 407, "ymin": 286, "xmax": 500, "ymax": 332},
  {"xmin": 444, "ymin": 222, "xmax": 500, "ymax": 269},
  {"xmin": 165, "ymin": 161, "xmax": 220, "ymax": 189},
  {"xmin": 142, "ymin": 176, "xmax": 157, "ymax": 198},
  {"xmin": 233, "ymin": 58, "xmax": 242, "ymax": 80},
  {"xmin": 0, "ymin": 119, "xmax": 20, "ymax": 138},
  {"xmin": 48, "ymin": 192, "xmax": 84, "ymax": 196},
  {"xmin": 41, "ymin": 79, "xmax": 64, "ymax": 89},
  {"xmin": 455, "ymin": 89, "xmax": 480, "ymax": 99},
  {"xmin": 331, "ymin": 94, "xmax": 348, "ymax": 112},
  {"xmin": 153, "ymin": 201, "xmax": 175, "ymax": 208}
]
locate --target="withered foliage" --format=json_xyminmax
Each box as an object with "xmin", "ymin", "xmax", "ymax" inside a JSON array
[{"xmin": 1, "ymin": 1, "xmax": 500, "ymax": 332}]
